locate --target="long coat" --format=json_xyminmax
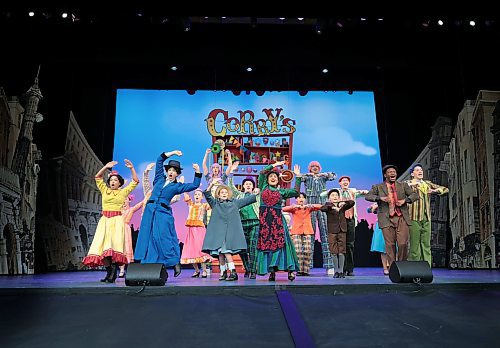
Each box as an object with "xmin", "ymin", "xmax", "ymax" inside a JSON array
[
  {"xmin": 201, "ymin": 189, "xmax": 256, "ymax": 255},
  {"xmin": 135, "ymin": 153, "xmax": 202, "ymax": 267},
  {"xmin": 320, "ymin": 200, "xmax": 355, "ymax": 234},
  {"xmin": 365, "ymin": 181, "xmax": 419, "ymax": 229}
]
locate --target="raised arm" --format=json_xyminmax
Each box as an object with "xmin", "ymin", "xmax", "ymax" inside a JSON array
[
  {"xmin": 96, "ymin": 160, "xmax": 117, "ymax": 179},
  {"xmin": 225, "ymin": 149, "xmax": 233, "ymax": 176},
  {"xmin": 124, "ymin": 159, "xmax": 139, "ymax": 184},
  {"xmin": 175, "ymin": 164, "xmax": 202, "ymax": 195},
  {"xmin": 203, "ymin": 187, "xmax": 216, "ymax": 208},
  {"xmin": 142, "ymin": 162, "xmax": 155, "ymax": 195},
  {"xmin": 202, "ymin": 148, "xmax": 211, "ymax": 176}
]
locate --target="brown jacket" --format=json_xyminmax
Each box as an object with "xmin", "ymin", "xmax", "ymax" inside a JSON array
[
  {"xmin": 320, "ymin": 200, "xmax": 355, "ymax": 234},
  {"xmin": 365, "ymin": 181, "xmax": 419, "ymax": 228}
]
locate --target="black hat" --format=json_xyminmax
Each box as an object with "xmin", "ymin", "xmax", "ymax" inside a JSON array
[
  {"xmin": 164, "ymin": 160, "xmax": 183, "ymax": 174},
  {"xmin": 382, "ymin": 164, "xmax": 398, "ymax": 174}
]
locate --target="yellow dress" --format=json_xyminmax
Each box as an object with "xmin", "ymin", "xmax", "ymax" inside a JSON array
[{"xmin": 82, "ymin": 177, "xmax": 138, "ymax": 267}]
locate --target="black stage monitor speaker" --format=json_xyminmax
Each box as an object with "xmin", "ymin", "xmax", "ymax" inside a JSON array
[
  {"xmin": 125, "ymin": 263, "xmax": 167, "ymax": 286},
  {"xmin": 389, "ymin": 261, "xmax": 433, "ymax": 284}
]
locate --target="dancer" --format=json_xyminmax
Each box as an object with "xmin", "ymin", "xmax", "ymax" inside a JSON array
[
  {"xmin": 406, "ymin": 163, "xmax": 448, "ymax": 266},
  {"xmin": 283, "ymin": 193, "xmax": 322, "ymax": 276},
  {"xmin": 300, "ymin": 161, "xmax": 336, "ymax": 275},
  {"xmin": 180, "ymin": 190, "xmax": 212, "ymax": 278},
  {"xmin": 135, "ymin": 151, "xmax": 202, "ymax": 279},
  {"xmin": 321, "ymin": 189, "xmax": 355, "ymax": 278},
  {"xmin": 367, "ymin": 203, "xmax": 390, "ymax": 275},
  {"xmin": 365, "ymin": 165, "xmax": 419, "ymax": 266},
  {"xmin": 202, "ymin": 182, "xmax": 257, "ymax": 281},
  {"xmin": 82, "ymin": 159, "xmax": 139, "ymax": 283},
  {"xmin": 337, "ymin": 176, "xmax": 368, "ymax": 276},
  {"xmin": 142, "ymin": 162, "xmax": 183, "ymax": 215},
  {"xmin": 202, "ymin": 148, "xmax": 229, "ymax": 224},
  {"xmin": 255, "ymin": 161, "xmax": 302, "ymax": 281},
  {"xmin": 227, "ymin": 161, "xmax": 261, "ymax": 278},
  {"xmin": 118, "ymin": 194, "xmax": 144, "ymax": 278}
]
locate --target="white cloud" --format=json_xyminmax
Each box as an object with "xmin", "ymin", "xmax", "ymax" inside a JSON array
[{"xmin": 294, "ymin": 126, "xmax": 377, "ymax": 156}]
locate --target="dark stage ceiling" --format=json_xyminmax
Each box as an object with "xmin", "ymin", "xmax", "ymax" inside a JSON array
[{"xmin": 1, "ymin": 3, "xmax": 499, "ymax": 170}]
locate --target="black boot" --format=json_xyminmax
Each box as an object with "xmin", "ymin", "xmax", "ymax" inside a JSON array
[
  {"xmin": 288, "ymin": 271, "xmax": 295, "ymax": 281},
  {"xmin": 226, "ymin": 270, "xmax": 238, "ymax": 281},
  {"xmin": 268, "ymin": 272, "xmax": 276, "ymax": 281},
  {"xmin": 100, "ymin": 266, "xmax": 113, "ymax": 282},
  {"xmin": 105, "ymin": 264, "xmax": 118, "ymax": 283},
  {"xmin": 219, "ymin": 270, "xmax": 227, "ymax": 281},
  {"xmin": 174, "ymin": 263, "xmax": 182, "ymax": 277}
]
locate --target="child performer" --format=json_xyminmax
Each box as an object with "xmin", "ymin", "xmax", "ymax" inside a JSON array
[
  {"xmin": 118, "ymin": 194, "xmax": 145, "ymax": 278},
  {"xmin": 202, "ymin": 181, "xmax": 257, "ymax": 281},
  {"xmin": 283, "ymin": 193, "xmax": 322, "ymax": 276},
  {"xmin": 202, "ymin": 148, "xmax": 229, "ymax": 224},
  {"xmin": 227, "ymin": 161, "xmax": 261, "ymax": 279},
  {"xmin": 255, "ymin": 161, "xmax": 302, "ymax": 281},
  {"xmin": 180, "ymin": 190, "xmax": 212, "ymax": 278},
  {"xmin": 320, "ymin": 189, "xmax": 355, "ymax": 278},
  {"xmin": 82, "ymin": 159, "xmax": 139, "ymax": 283}
]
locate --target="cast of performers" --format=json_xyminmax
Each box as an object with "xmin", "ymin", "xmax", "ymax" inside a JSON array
[
  {"xmin": 82, "ymin": 159, "xmax": 139, "ymax": 283},
  {"xmin": 283, "ymin": 193, "xmax": 322, "ymax": 276},
  {"xmin": 201, "ymin": 182, "xmax": 257, "ymax": 281},
  {"xmin": 134, "ymin": 151, "xmax": 202, "ymax": 279},
  {"xmin": 406, "ymin": 163, "xmax": 448, "ymax": 267},
  {"xmin": 118, "ymin": 194, "xmax": 144, "ymax": 278},
  {"xmin": 320, "ymin": 189, "xmax": 355, "ymax": 278},
  {"xmin": 255, "ymin": 161, "xmax": 302, "ymax": 281},
  {"xmin": 365, "ymin": 165, "xmax": 420, "ymax": 267},
  {"xmin": 180, "ymin": 190, "xmax": 212, "ymax": 277},
  {"xmin": 367, "ymin": 203, "xmax": 390, "ymax": 275},
  {"xmin": 300, "ymin": 161, "xmax": 337, "ymax": 275},
  {"xmin": 227, "ymin": 161, "xmax": 261, "ymax": 278}
]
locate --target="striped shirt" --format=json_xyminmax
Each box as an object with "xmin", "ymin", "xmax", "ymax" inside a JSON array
[{"xmin": 406, "ymin": 180, "xmax": 449, "ymax": 221}]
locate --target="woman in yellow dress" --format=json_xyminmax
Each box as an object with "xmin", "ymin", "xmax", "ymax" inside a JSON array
[{"xmin": 82, "ymin": 159, "xmax": 139, "ymax": 283}]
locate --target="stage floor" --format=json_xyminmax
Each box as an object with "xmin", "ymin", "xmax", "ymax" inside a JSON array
[{"xmin": 1, "ymin": 267, "xmax": 499, "ymax": 290}]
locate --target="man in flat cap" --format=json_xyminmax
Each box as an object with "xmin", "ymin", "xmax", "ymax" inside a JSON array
[{"xmin": 365, "ymin": 165, "xmax": 419, "ymax": 267}]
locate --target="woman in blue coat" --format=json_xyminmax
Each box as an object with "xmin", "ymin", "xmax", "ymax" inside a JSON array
[{"xmin": 135, "ymin": 150, "xmax": 202, "ymax": 278}]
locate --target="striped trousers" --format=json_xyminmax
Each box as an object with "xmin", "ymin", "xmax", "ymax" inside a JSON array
[{"xmin": 240, "ymin": 219, "xmax": 260, "ymax": 273}]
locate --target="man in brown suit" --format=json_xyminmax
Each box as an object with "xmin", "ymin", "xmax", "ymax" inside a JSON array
[{"xmin": 365, "ymin": 165, "xmax": 419, "ymax": 266}]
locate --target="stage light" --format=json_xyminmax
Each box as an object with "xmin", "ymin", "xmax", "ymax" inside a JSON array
[
  {"xmin": 246, "ymin": 67, "xmax": 253, "ymax": 72},
  {"xmin": 221, "ymin": 17, "xmax": 226, "ymax": 19},
  {"xmin": 378, "ymin": 18, "xmax": 384, "ymax": 21},
  {"xmin": 62, "ymin": 12, "xmax": 68, "ymax": 18},
  {"xmin": 315, "ymin": 23, "xmax": 322, "ymax": 34},
  {"xmin": 298, "ymin": 17, "xmax": 304, "ymax": 21},
  {"xmin": 438, "ymin": 19, "xmax": 444, "ymax": 26},
  {"xmin": 469, "ymin": 20, "xmax": 476, "ymax": 26},
  {"xmin": 361, "ymin": 17, "xmax": 367, "ymax": 21},
  {"xmin": 28, "ymin": 11, "xmax": 35, "ymax": 17},
  {"xmin": 322, "ymin": 68, "xmax": 328, "ymax": 74},
  {"xmin": 170, "ymin": 66, "xmax": 177, "ymax": 71},
  {"xmin": 279, "ymin": 17, "xmax": 285, "ymax": 21}
]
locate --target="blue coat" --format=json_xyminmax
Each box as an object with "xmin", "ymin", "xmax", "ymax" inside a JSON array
[{"xmin": 135, "ymin": 153, "xmax": 202, "ymax": 267}]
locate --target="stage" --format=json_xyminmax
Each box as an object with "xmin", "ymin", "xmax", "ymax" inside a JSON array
[{"xmin": 1, "ymin": 268, "xmax": 500, "ymax": 347}]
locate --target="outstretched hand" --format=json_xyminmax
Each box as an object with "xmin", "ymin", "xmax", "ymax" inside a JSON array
[
  {"xmin": 178, "ymin": 175, "xmax": 185, "ymax": 183},
  {"xmin": 145, "ymin": 162, "xmax": 155, "ymax": 171},
  {"xmin": 192, "ymin": 163, "xmax": 200, "ymax": 173},
  {"xmin": 105, "ymin": 161, "xmax": 118, "ymax": 169},
  {"xmin": 230, "ymin": 161, "xmax": 240, "ymax": 173},
  {"xmin": 293, "ymin": 164, "xmax": 301, "ymax": 176},
  {"xmin": 124, "ymin": 159, "xmax": 134, "ymax": 168}
]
